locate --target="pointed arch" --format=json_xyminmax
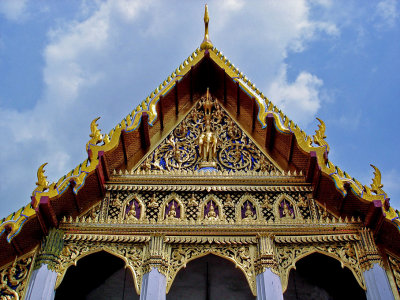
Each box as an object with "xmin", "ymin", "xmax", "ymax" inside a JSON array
[
  {"xmin": 159, "ymin": 193, "xmax": 186, "ymax": 221},
  {"xmin": 235, "ymin": 194, "xmax": 262, "ymax": 222},
  {"xmin": 198, "ymin": 194, "xmax": 225, "ymax": 221},
  {"xmin": 55, "ymin": 246, "xmax": 143, "ymax": 295},
  {"xmin": 274, "ymin": 193, "xmax": 302, "ymax": 221},
  {"xmin": 121, "ymin": 193, "xmax": 146, "ymax": 222}
]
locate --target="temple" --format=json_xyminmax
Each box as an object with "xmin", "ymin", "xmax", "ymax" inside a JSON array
[{"xmin": 1, "ymin": 5, "xmax": 400, "ymax": 300}]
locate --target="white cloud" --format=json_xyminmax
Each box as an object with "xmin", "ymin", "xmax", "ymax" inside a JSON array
[
  {"xmin": 267, "ymin": 65, "xmax": 323, "ymax": 127},
  {"xmin": 375, "ymin": 0, "xmax": 399, "ymax": 28},
  {"xmin": 0, "ymin": 0, "xmax": 27, "ymax": 21}
]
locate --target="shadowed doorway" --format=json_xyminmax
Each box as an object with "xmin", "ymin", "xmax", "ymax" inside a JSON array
[
  {"xmin": 167, "ymin": 254, "xmax": 255, "ymax": 300},
  {"xmin": 284, "ymin": 253, "xmax": 366, "ymax": 300},
  {"xmin": 55, "ymin": 251, "xmax": 138, "ymax": 300}
]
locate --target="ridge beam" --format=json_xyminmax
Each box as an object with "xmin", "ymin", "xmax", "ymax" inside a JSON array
[
  {"xmin": 265, "ymin": 113, "xmax": 275, "ymax": 150},
  {"xmin": 140, "ymin": 112, "xmax": 150, "ymax": 150},
  {"xmin": 34, "ymin": 196, "xmax": 58, "ymax": 235},
  {"xmin": 96, "ymin": 151, "xmax": 107, "ymax": 197}
]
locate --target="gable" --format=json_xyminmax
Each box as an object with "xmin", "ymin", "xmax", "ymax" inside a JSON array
[{"xmin": 133, "ymin": 91, "xmax": 280, "ymax": 174}]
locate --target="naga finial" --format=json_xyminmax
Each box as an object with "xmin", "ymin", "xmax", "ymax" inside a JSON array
[
  {"xmin": 313, "ymin": 118, "xmax": 330, "ymax": 153},
  {"xmin": 200, "ymin": 4, "xmax": 213, "ymax": 50},
  {"xmin": 36, "ymin": 162, "xmax": 49, "ymax": 191},
  {"xmin": 370, "ymin": 164, "xmax": 386, "ymax": 196},
  {"xmin": 86, "ymin": 117, "xmax": 103, "ymax": 149}
]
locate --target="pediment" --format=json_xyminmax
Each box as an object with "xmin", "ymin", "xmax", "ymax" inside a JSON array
[{"xmin": 131, "ymin": 91, "xmax": 280, "ymax": 174}]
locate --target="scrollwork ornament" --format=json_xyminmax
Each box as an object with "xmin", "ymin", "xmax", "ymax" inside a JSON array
[
  {"xmin": 276, "ymin": 242, "xmax": 365, "ymax": 293},
  {"xmin": 167, "ymin": 243, "xmax": 257, "ymax": 296},
  {"xmin": 55, "ymin": 241, "xmax": 145, "ymax": 294},
  {"xmin": 0, "ymin": 254, "xmax": 34, "ymax": 300},
  {"xmin": 136, "ymin": 95, "xmax": 278, "ymax": 173}
]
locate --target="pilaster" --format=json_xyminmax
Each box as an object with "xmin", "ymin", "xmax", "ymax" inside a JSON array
[
  {"xmin": 358, "ymin": 228, "xmax": 394, "ymax": 300},
  {"xmin": 25, "ymin": 228, "xmax": 64, "ymax": 300},
  {"xmin": 255, "ymin": 235, "xmax": 283, "ymax": 300},
  {"xmin": 140, "ymin": 235, "xmax": 169, "ymax": 300}
]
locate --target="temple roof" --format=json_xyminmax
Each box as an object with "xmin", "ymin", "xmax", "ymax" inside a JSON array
[{"xmin": 0, "ymin": 5, "xmax": 399, "ymax": 266}]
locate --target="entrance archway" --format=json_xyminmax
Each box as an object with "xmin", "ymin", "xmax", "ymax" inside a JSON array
[
  {"xmin": 55, "ymin": 251, "xmax": 138, "ymax": 300},
  {"xmin": 167, "ymin": 254, "xmax": 255, "ymax": 300},
  {"xmin": 284, "ymin": 253, "xmax": 366, "ymax": 300}
]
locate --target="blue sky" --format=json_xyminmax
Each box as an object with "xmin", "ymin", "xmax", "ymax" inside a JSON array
[{"xmin": 0, "ymin": 0, "xmax": 399, "ymax": 218}]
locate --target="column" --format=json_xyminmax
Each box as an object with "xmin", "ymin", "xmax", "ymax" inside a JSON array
[
  {"xmin": 140, "ymin": 236, "xmax": 168, "ymax": 300},
  {"xmin": 25, "ymin": 228, "xmax": 64, "ymax": 300},
  {"xmin": 358, "ymin": 228, "xmax": 395, "ymax": 300},
  {"xmin": 364, "ymin": 264, "xmax": 395, "ymax": 300},
  {"xmin": 256, "ymin": 235, "xmax": 283, "ymax": 300}
]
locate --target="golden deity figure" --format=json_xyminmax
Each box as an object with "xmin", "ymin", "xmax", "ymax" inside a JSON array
[
  {"xmin": 261, "ymin": 194, "xmax": 272, "ymax": 209},
  {"xmin": 206, "ymin": 202, "xmax": 218, "ymax": 220},
  {"xmin": 126, "ymin": 202, "xmax": 137, "ymax": 220},
  {"xmin": 298, "ymin": 194, "xmax": 308, "ymax": 208},
  {"xmin": 281, "ymin": 201, "xmax": 295, "ymax": 220},
  {"xmin": 167, "ymin": 202, "xmax": 178, "ymax": 220},
  {"xmin": 198, "ymin": 116, "xmax": 218, "ymax": 167},
  {"xmin": 188, "ymin": 193, "xmax": 198, "ymax": 207},
  {"xmin": 244, "ymin": 202, "xmax": 255, "ymax": 220},
  {"xmin": 224, "ymin": 194, "xmax": 234, "ymax": 207},
  {"xmin": 148, "ymin": 194, "xmax": 159, "ymax": 208}
]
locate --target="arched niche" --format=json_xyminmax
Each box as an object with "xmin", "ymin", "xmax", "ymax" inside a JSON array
[
  {"xmin": 55, "ymin": 250, "xmax": 139, "ymax": 300},
  {"xmin": 167, "ymin": 254, "xmax": 255, "ymax": 300},
  {"xmin": 235, "ymin": 194, "xmax": 262, "ymax": 222},
  {"xmin": 121, "ymin": 193, "xmax": 146, "ymax": 222},
  {"xmin": 279, "ymin": 246, "xmax": 365, "ymax": 293},
  {"xmin": 198, "ymin": 194, "xmax": 225, "ymax": 221},
  {"xmin": 284, "ymin": 252, "xmax": 366, "ymax": 300},
  {"xmin": 159, "ymin": 193, "xmax": 185, "ymax": 221},
  {"xmin": 274, "ymin": 193, "xmax": 302, "ymax": 221}
]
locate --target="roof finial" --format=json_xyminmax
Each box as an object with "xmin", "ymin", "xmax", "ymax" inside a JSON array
[{"xmin": 200, "ymin": 4, "xmax": 213, "ymax": 50}]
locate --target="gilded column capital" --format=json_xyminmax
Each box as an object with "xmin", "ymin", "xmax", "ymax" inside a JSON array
[
  {"xmin": 255, "ymin": 234, "xmax": 278, "ymax": 275},
  {"xmin": 34, "ymin": 228, "xmax": 64, "ymax": 271},
  {"xmin": 143, "ymin": 235, "xmax": 170, "ymax": 276},
  {"xmin": 357, "ymin": 228, "xmax": 382, "ymax": 272}
]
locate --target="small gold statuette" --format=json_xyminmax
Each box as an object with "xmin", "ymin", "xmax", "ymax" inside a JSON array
[
  {"xmin": 298, "ymin": 194, "xmax": 308, "ymax": 208},
  {"xmin": 243, "ymin": 202, "xmax": 255, "ymax": 220},
  {"xmin": 167, "ymin": 202, "xmax": 178, "ymax": 220},
  {"xmin": 280, "ymin": 201, "xmax": 295, "ymax": 220},
  {"xmin": 188, "ymin": 193, "xmax": 198, "ymax": 207},
  {"xmin": 206, "ymin": 202, "xmax": 218, "ymax": 220},
  {"xmin": 126, "ymin": 201, "xmax": 137, "ymax": 220},
  {"xmin": 261, "ymin": 194, "xmax": 272, "ymax": 209},
  {"xmin": 224, "ymin": 194, "xmax": 234, "ymax": 207},
  {"xmin": 148, "ymin": 194, "xmax": 159, "ymax": 208}
]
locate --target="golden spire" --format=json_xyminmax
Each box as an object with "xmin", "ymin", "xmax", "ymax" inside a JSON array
[{"xmin": 200, "ymin": 4, "xmax": 213, "ymax": 50}]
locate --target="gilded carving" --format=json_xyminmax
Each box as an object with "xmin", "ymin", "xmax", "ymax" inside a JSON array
[
  {"xmin": 388, "ymin": 255, "xmax": 400, "ymax": 295},
  {"xmin": 198, "ymin": 194, "xmax": 225, "ymax": 222},
  {"xmin": 56, "ymin": 241, "xmax": 145, "ymax": 294},
  {"xmin": 0, "ymin": 253, "xmax": 34, "ymax": 300},
  {"xmin": 276, "ymin": 242, "xmax": 365, "ymax": 292},
  {"xmin": 135, "ymin": 95, "xmax": 278, "ymax": 173},
  {"xmin": 235, "ymin": 194, "xmax": 262, "ymax": 222},
  {"xmin": 274, "ymin": 194, "xmax": 302, "ymax": 222},
  {"xmin": 167, "ymin": 243, "xmax": 257, "ymax": 296},
  {"xmin": 121, "ymin": 194, "xmax": 146, "ymax": 222},
  {"xmin": 159, "ymin": 193, "xmax": 185, "ymax": 222}
]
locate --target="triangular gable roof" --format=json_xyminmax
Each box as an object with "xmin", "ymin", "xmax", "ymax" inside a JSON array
[{"xmin": 1, "ymin": 7, "xmax": 399, "ymax": 266}]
